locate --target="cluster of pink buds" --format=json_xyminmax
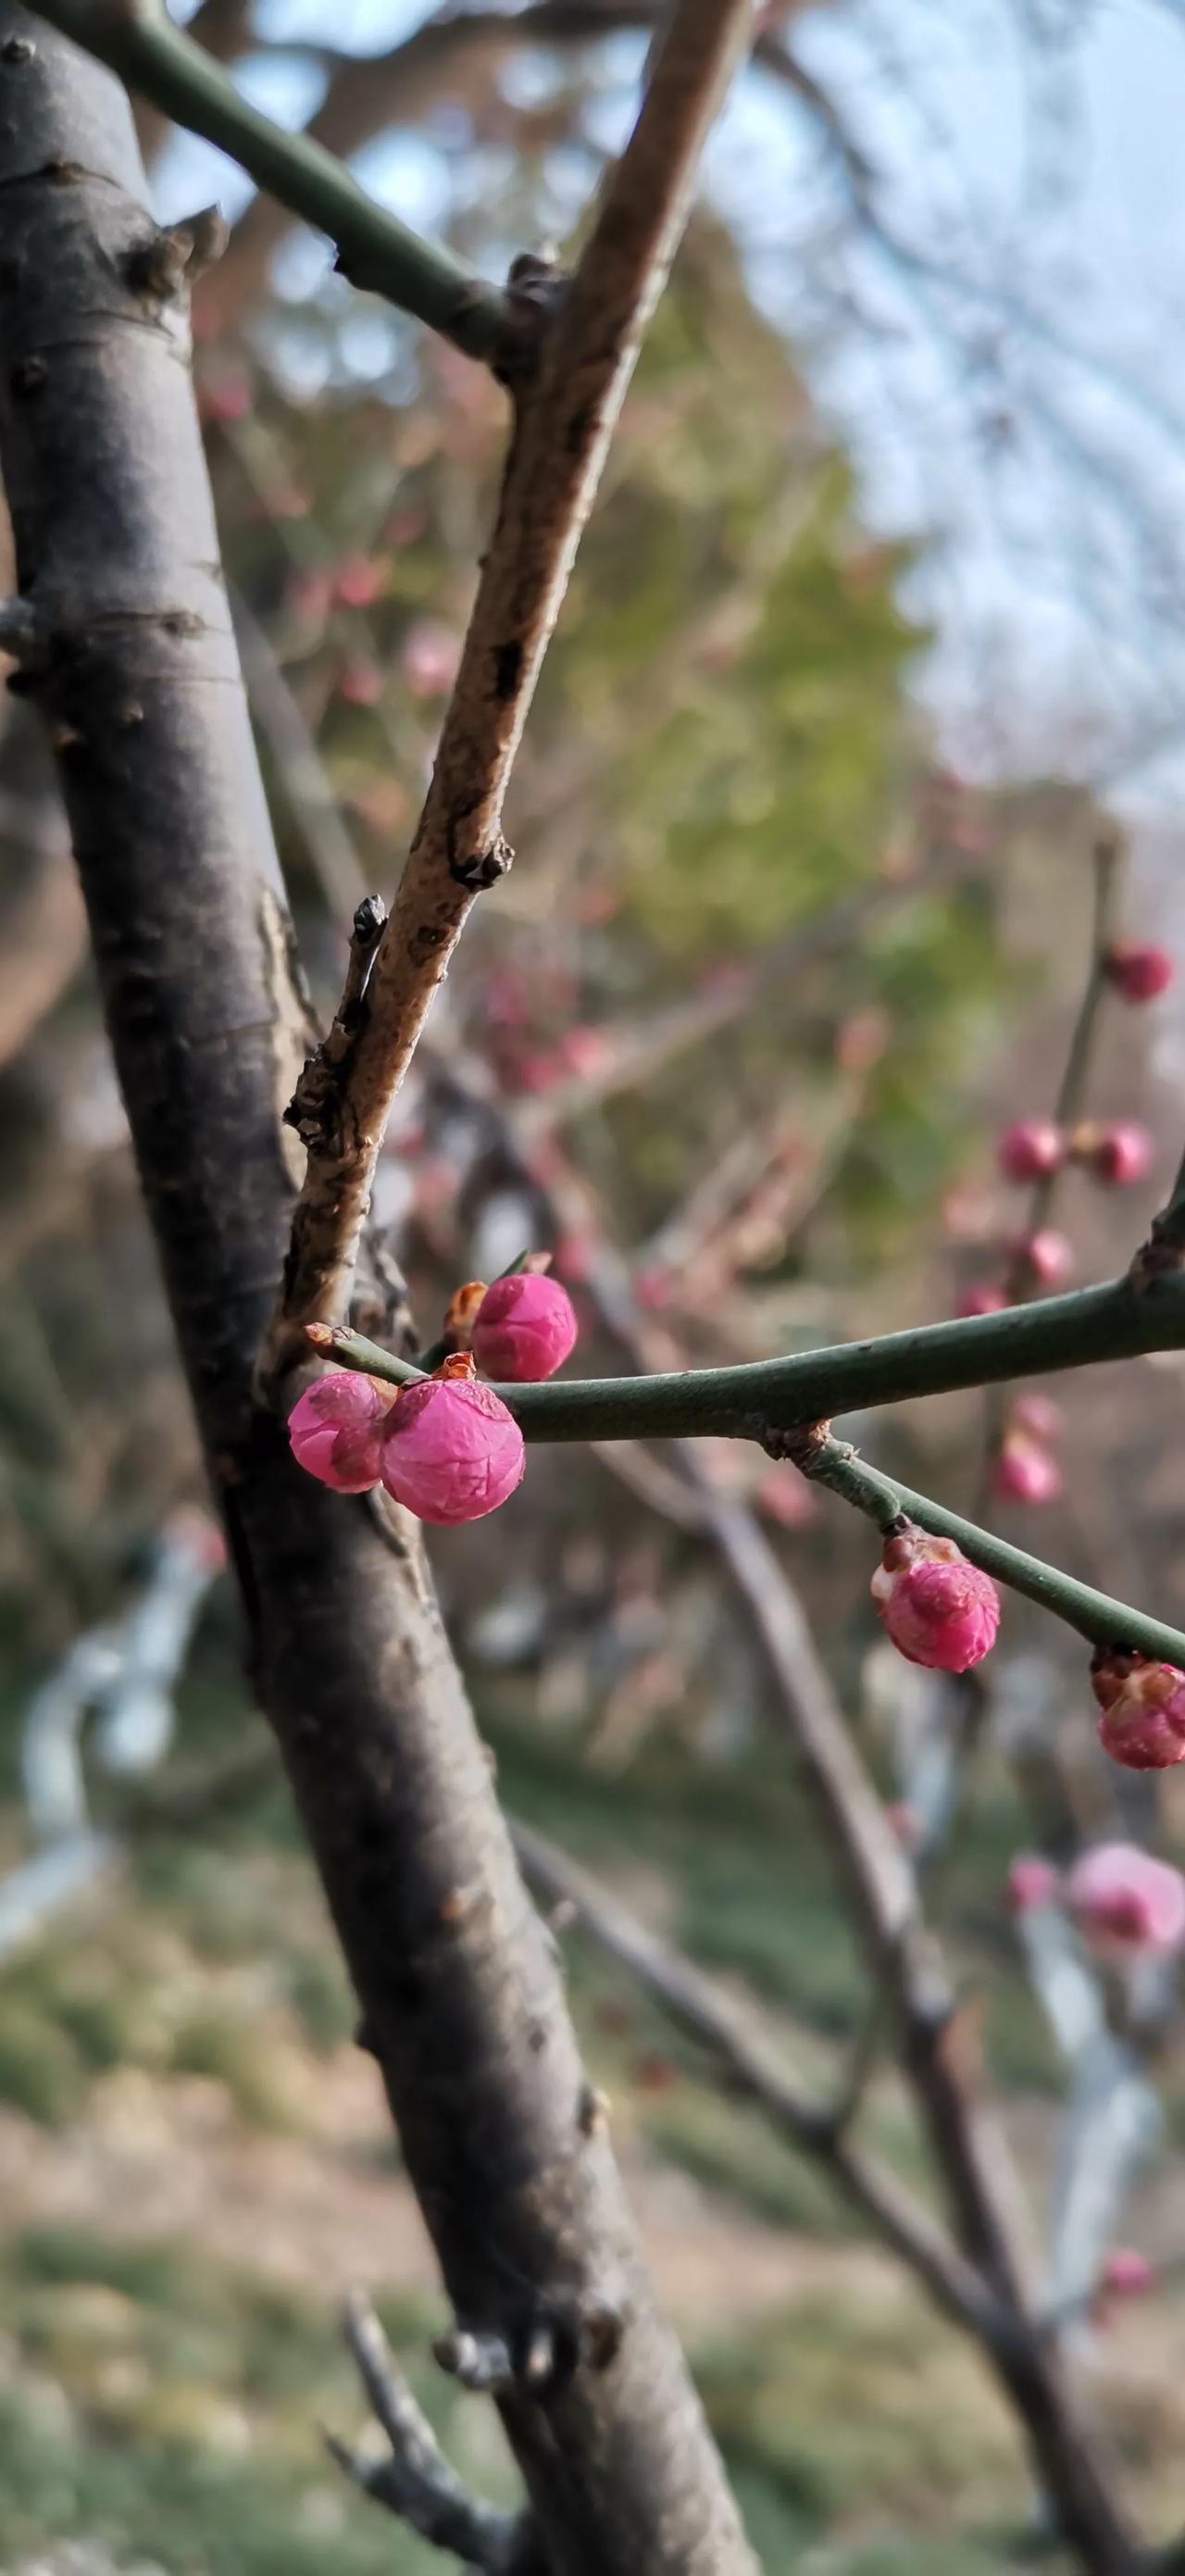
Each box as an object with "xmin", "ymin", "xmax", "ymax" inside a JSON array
[
  {"xmin": 871, "ymin": 1523, "xmax": 1000, "ymax": 1672},
  {"xmin": 995, "ymin": 1113, "xmax": 1155, "ymax": 1196},
  {"xmin": 288, "ymin": 1269, "xmax": 579, "ymax": 1527},
  {"xmin": 290, "ymin": 1353, "xmax": 525, "ymax": 1526},
  {"xmin": 992, "ymin": 1391, "xmax": 1064, "ymax": 1507},
  {"xmin": 1091, "ymin": 1649, "xmax": 1185, "ymax": 1770},
  {"xmin": 1067, "ymin": 1119, "xmax": 1153, "ymax": 1188},
  {"xmin": 1066, "ymin": 1841, "xmax": 1185, "ymax": 1957}
]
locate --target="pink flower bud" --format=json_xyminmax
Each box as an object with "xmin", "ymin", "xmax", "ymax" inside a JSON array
[
  {"xmin": 955, "ymin": 1282, "xmax": 1007, "ymax": 1319},
  {"xmin": 289, "ymin": 569, "xmax": 333, "ymax": 627},
  {"xmin": 510, "ymin": 1050, "xmax": 562, "ymax": 1094},
  {"xmin": 401, "ymin": 619, "xmax": 462, "ymax": 700},
  {"xmin": 755, "ymin": 1462, "xmax": 817, "ymax": 1530},
  {"xmin": 1077, "ymin": 1120, "xmax": 1153, "ymax": 1187},
  {"xmin": 1091, "ymin": 1652, "xmax": 1185, "ymax": 1770},
  {"xmin": 1066, "ymin": 1841, "xmax": 1185, "ymax": 1956},
  {"xmin": 634, "ymin": 1266, "xmax": 675, "ymax": 1313},
  {"xmin": 559, "ymin": 1025, "xmax": 615, "ymax": 1079},
  {"xmin": 332, "ymin": 553, "xmax": 385, "ymax": 610},
  {"xmin": 338, "ymin": 655, "xmax": 384, "ymax": 708},
  {"xmin": 380, "ymin": 1362, "xmax": 525, "ymax": 1524},
  {"xmin": 1007, "ymin": 1854, "xmax": 1061, "ymax": 1913},
  {"xmin": 1013, "ymin": 1228, "xmax": 1073, "ymax": 1289},
  {"xmin": 1100, "ymin": 2248, "xmax": 1154, "ymax": 2298},
  {"xmin": 1104, "ymin": 944, "xmax": 1175, "ymax": 1005},
  {"xmin": 992, "ymin": 1433, "xmax": 1063, "ymax": 1506},
  {"xmin": 871, "ymin": 1525, "xmax": 1001, "ymax": 1672},
  {"xmin": 200, "ymin": 369, "xmax": 252, "ymax": 423},
  {"xmin": 998, "ymin": 1119, "xmax": 1064, "ymax": 1183},
  {"xmin": 289, "ymin": 1370, "xmax": 396, "ymax": 1493},
  {"xmin": 1010, "ymin": 1393, "xmax": 1063, "ymax": 1443},
  {"xmin": 554, "ymin": 1231, "xmax": 594, "ymax": 1283},
  {"xmin": 471, "ymin": 1274, "xmax": 578, "ymax": 1382}
]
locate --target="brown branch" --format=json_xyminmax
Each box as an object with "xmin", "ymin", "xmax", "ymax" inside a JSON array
[
  {"xmin": 0, "ymin": 17, "xmax": 755, "ymax": 2570},
  {"xmin": 266, "ymin": 0, "xmax": 757, "ymax": 1371}
]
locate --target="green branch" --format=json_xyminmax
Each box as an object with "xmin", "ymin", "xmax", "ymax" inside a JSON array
[
  {"xmin": 316, "ymin": 1273, "xmax": 1185, "ymax": 1442},
  {"xmin": 310, "ymin": 1314, "xmax": 1185, "ymax": 1665},
  {"xmin": 797, "ymin": 1434, "xmax": 1185, "ymax": 1667},
  {"xmin": 31, "ymin": 0, "xmax": 508, "ymax": 356}
]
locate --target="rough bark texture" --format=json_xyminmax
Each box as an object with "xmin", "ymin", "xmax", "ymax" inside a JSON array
[{"xmin": 0, "ymin": 16, "xmax": 755, "ymax": 2570}]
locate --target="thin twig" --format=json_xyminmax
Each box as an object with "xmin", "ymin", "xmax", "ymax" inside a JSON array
[
  {"xmin": 776, "ymin": 1427, "xmax": 1185, "ymax": 1669},
  {"xmin": 328, "ymin": 2291, "xmax": 525, "ymax": 2570},
  {"xmin": 510, "ymin": 1815, "xmax": 1005, "ymax": 2344},
  {"xmin": 309, "ymin": 1318, "xmax": 1185, "ymax": 1667},
  {"xmin": 380, "ymin": 1270, "xmax": 1185, "ymax": 1443},
  {"xmin": 265, "ymin": 0, "xmax": 756, "ymax": 1370}
]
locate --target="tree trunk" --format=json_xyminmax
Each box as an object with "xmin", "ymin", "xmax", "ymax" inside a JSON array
[{"xmin": 0, "ymin": 14, "xmax": 756, "ymax": 2570}]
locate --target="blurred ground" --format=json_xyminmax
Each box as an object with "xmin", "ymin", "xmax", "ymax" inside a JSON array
[{"xmin": 0, "ymin": 1686, "xmax": 1179, "ymax": 2576}]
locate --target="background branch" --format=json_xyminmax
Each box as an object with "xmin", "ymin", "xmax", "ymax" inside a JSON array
[{"xmin": 326, "ymin": 2290, "xmax": 530, "ymax": 2570}]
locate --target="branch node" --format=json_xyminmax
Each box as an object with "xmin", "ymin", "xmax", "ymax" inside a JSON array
[
  {"xmin": 758, "ymin": 1417, "xmax": 832, "ymax": 1469},
  {"xmin": 577, "ymin": 2081, "xmax": 610, "ymax": 2138},
  {"xmin": 283, "ymin": 894, "xmax": 389, "ymax": 1145},
  {"xmin": 519, "ymin": 2322, "xmax": 557, "ymax": 2389},
  {"xmin": 331, "ymin": 2293, "xmax": 524, "ymax": 2567},
  {"xmin": 125, "ymin": 204, "xmax": 228, "ymax": 303},
  {"xmin": 0, "ymin": 595, "xmax": 46, "ymax": 663},
  {"xmin": 448, "ymin": 832, "xmax": 514, "ymax": 892},
  {"xmin": 433, "ymin": 2326, "xmax": 515, "ymax": 2394},
  {"xmin": 493, "ymin": 250, "xmax": 568, "ymax": 394},
  {"xmin": 579, "ymin": 2292, "xmax": 629, "ymax": 2371}
]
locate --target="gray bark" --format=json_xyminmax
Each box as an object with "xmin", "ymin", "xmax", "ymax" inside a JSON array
[{"xmin": 0, "ymin": 13, "xmax": 755, "ymax": 2569}]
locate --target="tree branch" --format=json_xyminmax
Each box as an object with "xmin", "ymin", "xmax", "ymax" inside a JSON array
[
  {"xmin": 697, "ymin": 1495, "xmax": 1145, "ymax": 2575},
  {"xmin": 327, "ymin": 2290, "xmax": 530, "ymax": 2570},
  {"xmin": 312, "ymin": 1313, "xmax": 1185, "ymax": 1669},
  {"xmin": 267, "ymin": 0, "xmax": 757, "ymax": 1366},
  {"xmin": 0, "ymin": 16, "xmax": 755, "ymax": 2569},
  {"xmin": 775, "ymin": 1429, "xmax": 1185, "ymax": 1670},
  {"xmin": 28, "ymin": 0, "xmax": 510, "ymax": 356},
  {"xmin": 367, "ymin": 980, "xmax": 1142, "ymax": 2569},
  {"xmin": 511, "ymin": 1816, "xmax": 1007, "ymax": 2346},
  {"xmin": 378, "ymin": 1271, "xmax": 1185, "ymax": 1441},
  {"xmin": 204, "ymin": 2, "xmax": 835, "ymax": 324}
]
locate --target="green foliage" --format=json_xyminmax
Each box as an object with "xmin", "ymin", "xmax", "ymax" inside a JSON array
[{"xmin": 0, "ymin": 2001, "xmax": 88, "ymax": 2127}]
